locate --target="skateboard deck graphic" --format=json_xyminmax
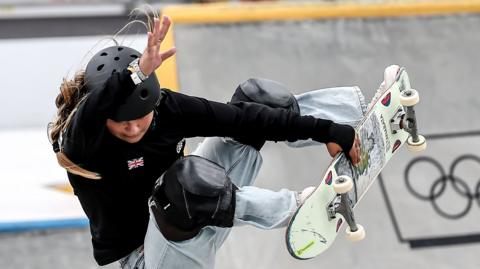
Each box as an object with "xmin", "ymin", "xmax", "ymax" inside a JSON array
[{"xmin": 286, "ymin": 67, "xmax": 423, "ymax": 259}]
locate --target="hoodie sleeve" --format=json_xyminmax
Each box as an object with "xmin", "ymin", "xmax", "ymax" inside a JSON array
[{"xmin": 167, "ymin": 91, "xmax": 355, "ymax": 152}]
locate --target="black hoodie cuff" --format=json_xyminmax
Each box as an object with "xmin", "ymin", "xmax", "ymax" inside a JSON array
[{"xmin": 328, "ymin": 123, "xmax": 356, "ymax": 153}]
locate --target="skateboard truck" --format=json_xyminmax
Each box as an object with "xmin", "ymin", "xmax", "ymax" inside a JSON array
[
  {"xmin": 327, "ymin": 176, "xmax": 365, "ymax": 241},
  {"xmin": 389, "ymin": 109, "xmax": 405, "ymax": 134},
  {"xmin": 391, "ymin": 89, "xmax": 427, "ymax": 152},
  {"xmin": 327, "ymin": 193, "xmax": 357, "ymax": 230}
]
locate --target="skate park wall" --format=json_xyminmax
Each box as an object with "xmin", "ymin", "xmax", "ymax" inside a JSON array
[
  {"xmin": 160, "ymin": 2, "xmax": 480, "ymax": 269},
  {"xmin": 0, "ymin": 1, "xmax": 479, "ymax": 268},
  {"xmin": 0, "ymin": 36, "xmax": 148, "ymax": 232}
]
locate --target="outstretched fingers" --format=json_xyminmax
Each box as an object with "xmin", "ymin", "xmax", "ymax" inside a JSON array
[
  {"xmin": 149, "ymin": 16, "xmax": 170, "ymax": 46},
  {"xmin": 141, "ymin": 15, "xmax": 175, "ymax": 74},
  {"xmin": 146, "ymin": 18, "xmax": 160, "ymax": 51},
  {"xmin": 161, "ymin": 47, "xmax": 177, "ymax": 61},
  {"xmin": 157, "ymin": 16, "xmax": 171, "ymax": 43},
  {"xmin": 147, "ymin": 32, "xmax": 156, "ymax": 49},
  {"xmin": 147, "ymin": 17, "xmax": 173, "ymax": 53}
]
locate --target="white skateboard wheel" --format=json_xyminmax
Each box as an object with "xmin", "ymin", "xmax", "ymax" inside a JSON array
[
  {"xmin": 346, "ymin": 224, "xmax": 366, "ymax": 242},
  {"xmin": 333, "ymin": 176, "xmax": 353, "ymax": 194},
  {"xmin": 400, "ymin": 89, "xmax": 420, "ymax": 106},
  {"xmin": 407, "ymin": 135, "xmax": 427, "ymax": 152}
]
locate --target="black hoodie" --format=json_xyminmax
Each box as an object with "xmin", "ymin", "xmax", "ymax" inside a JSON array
[{"xmin": 63, "ymin": 69, "xmax": 354, "ymax": 265}]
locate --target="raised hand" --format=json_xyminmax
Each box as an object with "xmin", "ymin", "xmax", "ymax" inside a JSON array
[{"xmin": 139, "ymin": 16, "xmax": 177, "ymax": 76}]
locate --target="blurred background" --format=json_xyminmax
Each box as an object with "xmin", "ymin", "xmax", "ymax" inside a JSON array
[{"xmin": 1, "ymin": 0, "xmax": 479, "ymax": 268}]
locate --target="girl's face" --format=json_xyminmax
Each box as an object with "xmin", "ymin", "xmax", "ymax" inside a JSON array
[{"xmin": 106, "ymin": 111, "xmax": 154, "ymax": 143}]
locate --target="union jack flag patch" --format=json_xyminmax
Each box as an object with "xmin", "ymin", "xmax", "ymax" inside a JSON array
[
  {"xmin": 127, "ymin": 157, "xmax": 144, "ymax": 170},
  {"xmin": 176, "ymin": 138, "xmax": 185, "ymax": 154}
]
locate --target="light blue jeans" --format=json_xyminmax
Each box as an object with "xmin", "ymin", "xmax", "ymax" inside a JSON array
[{"xmin": 119, "ymin": 86, "xmax": 367, "ymax": 269}]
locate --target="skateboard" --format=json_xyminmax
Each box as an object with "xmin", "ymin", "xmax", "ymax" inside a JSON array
[{"xmin": 285, "ymin": 66, "xmax": 426, "ymax": 259}]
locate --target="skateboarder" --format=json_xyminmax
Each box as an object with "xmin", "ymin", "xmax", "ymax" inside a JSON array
[
  {"xmin": 47, "ymin": 15, "xmax": 362, "ymax": 267},
  {"xmin": 121, "ymin": 78, "xmax": 369, "ymax": 269}
]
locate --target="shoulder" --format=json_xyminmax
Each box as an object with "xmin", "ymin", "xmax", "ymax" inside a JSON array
[
  {"xmin": 158, "ymin": 88, "xmax": 210, "ymax": 114},
  {"xmin": 159, "ymin": 88, "xmax": 191, "ymax": 106},
  {"xmin": 161, "ymin": 88, "xmax": 200, "ymax": 103}
]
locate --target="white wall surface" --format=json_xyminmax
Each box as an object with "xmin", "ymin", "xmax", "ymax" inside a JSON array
[{"xmin": 0, "ymin": 34, "xmax": 146, "ymax": 129}]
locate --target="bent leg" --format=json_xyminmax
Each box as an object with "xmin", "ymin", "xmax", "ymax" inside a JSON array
[
  {"xmin": 287, "ymin": 86, "xmax": 367, "ymax": 148},
  {"xmin": 234, "ymin": 186, "xmax": 297, "ymax": 229},
  {"xmin": 212, "ymin": 185, "xmax": 297, "ymax": 249},
  {"xmin": 191, "ymin": 137, "xmax": 263, "ymax": 187},
  {"xmin": 191, "ymin": 137, "xmax": 298, "ymax": 247},
  {"xmin": 143, "ymin": 139, "xmax": 305, "ymax": 267},
  {"xmin": 144, "ymin": 209, "xmax": 218, "ymax": 269}
]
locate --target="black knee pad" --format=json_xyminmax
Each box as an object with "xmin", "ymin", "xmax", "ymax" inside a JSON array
[{"xmin": 230, "ymin": 78, "xmax": 300, "ymax": 150}]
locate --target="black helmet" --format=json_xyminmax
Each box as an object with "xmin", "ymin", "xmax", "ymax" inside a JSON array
[{"xmin": 85, "ymin": 46, "xmax": 161, "ymax": 121}]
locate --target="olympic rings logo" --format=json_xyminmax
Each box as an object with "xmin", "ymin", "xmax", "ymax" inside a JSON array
[{"xmin": 404, "ymin": 154, "xmax": 480, "ymax": 219}]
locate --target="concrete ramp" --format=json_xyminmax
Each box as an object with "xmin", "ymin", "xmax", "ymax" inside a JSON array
[{"xmin": 160, "ymin": 2, "xmax": 480, "ymax": 269}]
